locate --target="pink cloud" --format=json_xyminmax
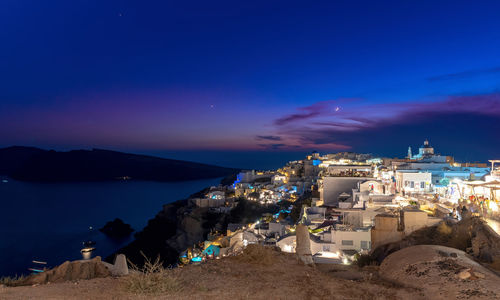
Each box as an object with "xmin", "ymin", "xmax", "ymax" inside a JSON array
[{"xmin": 266, "ymin": 92, "xmax": 500, "ymax": 151}]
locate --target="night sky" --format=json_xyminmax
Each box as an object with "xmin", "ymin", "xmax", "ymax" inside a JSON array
[{"xmin": 1, "ymin": 0, "xmax": 499, "ymax": 164}]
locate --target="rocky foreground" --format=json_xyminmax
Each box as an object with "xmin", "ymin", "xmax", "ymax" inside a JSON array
[
  {"xmin": 380, "ymin": 245, "xmax": 500, "ymax": 299},
  {"xmin": 2, "ymin": 244, "xmax": 500, "ymax": 300}
]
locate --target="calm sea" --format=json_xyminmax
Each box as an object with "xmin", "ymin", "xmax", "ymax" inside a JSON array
[{"xmin": 0, "ymin": 177, "xmax": 223, "ymax": 277}]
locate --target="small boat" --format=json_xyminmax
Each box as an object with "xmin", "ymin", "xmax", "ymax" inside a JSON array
[
  {"xmin": 81, "ymin": 246, "xmax": 95, "ymax": 260},
  {"xmin": 28, "ymin": 268, "xmax": 44, "ymax": 273},
  {"xmin": 83, "ymin": 240, "xmax": 96, "ymax": 248},
  {"xmin": 81, "ymin": 229, "xmax": 96, "ymax": 259},
  {"xmin": 81, "ymin": 241, "xmax": 96, "ymax": 254},
  {"xmin": 80, "ymin": 246, "xmax": 95, "ymax": 253},
  {"xmin": 2, "ymin": 179, "xmax": 8, "ymax": 183},
  {"xmin": 29, "ymin": 260, "xmax": 48, "ymax": 274}
]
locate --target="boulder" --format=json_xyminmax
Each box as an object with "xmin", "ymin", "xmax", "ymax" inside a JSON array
[
  {"xmin": 457, "ymin": 269, "xmax": 471, "ymax": 280},
  {"xmin": 379, "ymin": 245, "xmax": 500, "ymax": 299}
]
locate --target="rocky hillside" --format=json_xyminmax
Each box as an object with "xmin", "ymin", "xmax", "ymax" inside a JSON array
[{"xmin": 108, "ymin": 196, "xmax": 278, "ymax": 267}]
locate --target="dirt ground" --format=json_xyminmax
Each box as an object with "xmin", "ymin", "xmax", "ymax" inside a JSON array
[
  {"xmin": 2, "ymin": 246, "xmax": 497, "ymax": 300},
  {"xmin": 379, "ymin": 245, "xmax": 500, "ymax": 300},
  {"xmin": 0, "ymin": 249, "xmax": 418, "ymax": 300}
]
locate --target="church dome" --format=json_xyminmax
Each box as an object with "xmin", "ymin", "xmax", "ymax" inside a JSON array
[{"xmin": 420, "ymin": 139, "xmax": 432, "ymax": 149}]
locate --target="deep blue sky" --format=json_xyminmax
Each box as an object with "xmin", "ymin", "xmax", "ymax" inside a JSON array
[{"xmin": 0, "ymin": 0, "xmax": 499, "ymax": 164}]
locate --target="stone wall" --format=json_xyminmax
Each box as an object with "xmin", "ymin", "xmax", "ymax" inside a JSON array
[{"xmin": 371, "ymin": 214, "xmax": 404, "ymax": 249}]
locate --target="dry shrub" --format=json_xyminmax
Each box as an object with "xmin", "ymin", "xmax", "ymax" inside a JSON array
[
  {"xmin": 447, "ymin": 221, "xmax": 473, "ymax": 250},
  {"xmin": 437, "ymin": 222, "xmax": 452, "ymax": 236},
  {"xmin": 124, "ymin": 252, "xmax": 181, "ymax": 295},
  {"xmin": 234, "ymin": 244, "xmax": 279, "ymax": 265},
  {"xmin": 0, "ymin": 274, "xmax": 26, "ymax": 287},
  {"xmin": 409, "ymin": 219, "xmax": 474, "ymax": 251},
  {"xmin": 355, "ymin": 254, "xmax": 378, "ymax": 267},
  {"xmin": 490, "ymin": 258, "xmax": 500, "ymax": 271}
]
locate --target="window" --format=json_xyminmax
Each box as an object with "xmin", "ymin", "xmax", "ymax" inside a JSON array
[
  {"xmin": 420, "ymin": 182, "xmax": 425, "ymax": 189},
  {"xmin": 410, "ymin": 181, "xmax": 414, "ymax": 188},
  {"xmin": 361, "ymin": 241, "xmax": 369, "ymax": 249},
  {"xmin": 341, "ymin": 240, "xmax": 353, "ymax": 246}
]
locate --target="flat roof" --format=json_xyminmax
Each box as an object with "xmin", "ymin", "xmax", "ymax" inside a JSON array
[{"xmin": 376, "ymin": 213, "xmax": 398, "ymax": 218}]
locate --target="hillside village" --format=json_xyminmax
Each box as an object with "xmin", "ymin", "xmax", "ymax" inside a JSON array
[
  {"xmin": 175, "ymin": 140, "xmax": 500, "ymax": 267},
  {"xmin": 3, "ymin": 139, "xmax": 500, "ymax": 299}
]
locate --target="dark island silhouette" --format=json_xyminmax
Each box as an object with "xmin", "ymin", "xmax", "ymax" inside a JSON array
[
  {"xmin": 100, "ymin": 218, "xmax": 134, "ymax": 238},
  {"xmin": 0, "ymin": 146, "xmax": 238, "ymax": 182}
]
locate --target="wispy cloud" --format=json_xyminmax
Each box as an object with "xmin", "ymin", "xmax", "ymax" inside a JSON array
[
  {"xmin": 273, "ymin": 101, "xmax": 340, "ymax": 126},
  {"xmin": 268, "ymin": 92, "xmax": 500, "ymax": 152},
  {"xmin": 427, "ymin": 66, "xmax": 500, "ymax": 82},
  {"xmin": 255, "ymin": 135, "xmax": 282, "ymax": 141},
  {"xmin": 257, "ymin": 143, "xmax": 289, "ymax": 150}
]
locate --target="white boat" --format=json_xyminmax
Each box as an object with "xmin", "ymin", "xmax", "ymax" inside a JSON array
[{"xmin": 80, "ymin": 246, "xmax": 95, "ymax": 253}]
